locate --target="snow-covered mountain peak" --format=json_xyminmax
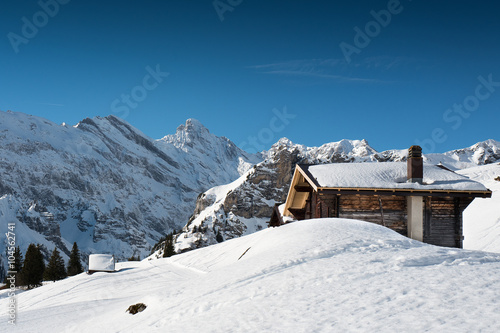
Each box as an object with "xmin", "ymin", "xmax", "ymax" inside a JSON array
[
  {"xmin": 176, "ymin": 118, "xmax": 209, "ymax": 139},
  {"xmin": 319, "ymin": 138, "xmax": 375, "ymax": 157},
  {"xmin": 183, "ymin": 118, "xmax": 205, "ymax": 130},
  {"xmin": 159, "ymin": 118, "xmax": 214, "ymax": 150},
  {"xmin": 264, "ymin": 137, "xmax": 377, "ymax": 162},
  {"xmin": 264, "ymin": 137, "xmax": 304, "ymax": 159},
  {"xmin": 424, "ymin": 139, "xmax": 500, "ymax": 169},
  {"xmin": 275, "ymin": 137, "xmax": 295, "ymax": 147}
]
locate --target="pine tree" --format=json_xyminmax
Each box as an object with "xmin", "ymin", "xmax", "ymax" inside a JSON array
[
  {"xmin": 19, "ymin": 244, "xmax": 45, "ymax": 289},
  {"xmin": 163, "ymin": 233, "xmax": 176, "ymax": 258},
  {"xmin": 44, "ymin": 248, "xmax": 67, "ymax": 282},
  {"xmin": 127, "ymin": 254, "xmax": 140, "ymax": 261},
  {"xmin": 67, "ymin": 242, "xmax": 83, "ymax": 276},
  {"xmin": 3, "ymin": 246, "xmax": 23, "ymax": 286},
  {"xmin": 216, "ymin": 229, "xmax": 224, "ymax": 243}
]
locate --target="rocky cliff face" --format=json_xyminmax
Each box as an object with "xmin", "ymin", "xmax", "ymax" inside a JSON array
[
  {"xmin": 0, "ymin": 111, "xmax": 258, "ymax": 269},
  {"xmin": 163, "ymin": 138, "xmax": 500, "ymax": 255}
]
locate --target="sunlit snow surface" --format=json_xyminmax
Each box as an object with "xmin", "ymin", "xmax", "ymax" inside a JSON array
[
  {"xmin": 460, "ymin": 163, "xmax": 500, "ymax": 253},
  {"xmin": 307, "ymin": 162, "xmax": 487, "ymax": 191},
  {"xmin": 2, "ymin": 219, "xmax": 500, "ymax": 332}
]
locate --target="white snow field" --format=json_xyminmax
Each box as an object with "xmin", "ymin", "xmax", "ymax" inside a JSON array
[
  {"xmin": 460, "ymin": 163, "xmax": 500, "ymax": 253},
  {"xmin": 2, "ymin": 219, "xmax": 500, "ymax": 332}
]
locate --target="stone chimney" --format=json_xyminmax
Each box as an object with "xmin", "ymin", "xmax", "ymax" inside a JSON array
[{"xmin": 407, "ymin": 145, "xmax": 423, "ymax": 184}]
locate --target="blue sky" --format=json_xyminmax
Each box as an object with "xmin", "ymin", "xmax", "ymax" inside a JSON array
[{"xmin": 1, "ymin": 0, "xmax": 499, "ymax": 153}]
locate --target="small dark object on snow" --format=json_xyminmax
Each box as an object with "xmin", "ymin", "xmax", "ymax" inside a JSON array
[
  {"xmin": 494, "ymin": 176, "xmax": 500, "ymax": 182},
  {"xmin": 238, "ymin": 247, "xmax": 251, "ymax": 260},
  {"xmin": 126, "ymin": 303, "xmax": 147, "ymax": 314}
]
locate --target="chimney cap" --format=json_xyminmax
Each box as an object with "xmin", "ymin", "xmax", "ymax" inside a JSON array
[{"xmin": 408, "ymin": 145, "xmax": 422, "ymax": 158}]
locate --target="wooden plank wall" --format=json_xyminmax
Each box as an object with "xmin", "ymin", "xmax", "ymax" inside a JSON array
[
  {"xmin": 423, "ymin": 197, "xmax": 473, "ymax": 248},
  {"xmin": 305, "ymin": 192, "xmax": 473, "ymax": 248},
  {"xmin": 317, "ymin": 194, "xmax": 408, "ymax": 236}
]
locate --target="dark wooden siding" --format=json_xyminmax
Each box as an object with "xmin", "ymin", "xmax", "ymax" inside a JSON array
[
  {"xmin": 315, "ymin": 194, "xmax": 339, "ymax": 218},
  {"xmin": 423, "ymin": 197, "xmax": 473, "ymax": 248},
  {"xmin": 298, "ymin": 192, "xmax": 475, "ymax": 249},
  {"xmin": 317, "ymin": 194, "xmax": 407, "ymax": 236}
]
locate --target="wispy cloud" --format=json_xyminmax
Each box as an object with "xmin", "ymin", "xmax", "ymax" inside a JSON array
[
  {"xmin": 248, "ymin": 57, "xmax": 417, "ymax": 83},
  {"xmin": 261, "ymin": 69, "xmax": 381, "ymax": 83},
  {"xmin": 355, "ymin": 56, "xmax": 419, "ymax": 70},
  {"xmin": 37, "ymin": 102, "xmax": 65, "ymax": 107}
]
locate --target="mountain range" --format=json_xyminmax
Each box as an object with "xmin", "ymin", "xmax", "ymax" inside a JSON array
[
  {"xmin": 0, "ymin": 111, "xmax": 257, "ymax": 276},
  {"xmin": 1, "ymin": 110, "xmax": 499, "ymax": 276}
]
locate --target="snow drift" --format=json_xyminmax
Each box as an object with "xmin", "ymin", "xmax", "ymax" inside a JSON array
[
  {"xmin": 460, "ymin": 163, "xmax": 500, "ymax": 253},
  {"xmin": 2, "ymin": 218, "xmax": 500, "ymax": 332}
]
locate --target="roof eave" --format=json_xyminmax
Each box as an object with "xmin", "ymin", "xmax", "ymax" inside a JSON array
[{"xmin": 316, "ymin": 186, "xmax": 492, "ymax": 198}]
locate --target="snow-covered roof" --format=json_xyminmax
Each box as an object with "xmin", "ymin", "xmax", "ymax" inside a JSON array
[
  {"xmin": 301, "ymin": 162, "xmax": 488, "ymax": 192},
  {"xmin": 89, "ymin": 254, "xmax": 115, "ymax": 272}
]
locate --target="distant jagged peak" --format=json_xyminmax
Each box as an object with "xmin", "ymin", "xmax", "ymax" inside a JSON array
[
  {"xmin": 184, "ymin": 118, "xmax": 206, "ymax": 130},
  {"xmin": 318, "ymin": 138, "xmax": 375, "ymax": 154},
  {"xmin": 276, "ymin": 137, "xmax": 294, "ymax": 146},
  {"xmin": 265, "ymin": 137, "xmax": 377, "ymax": 161},
  {"xmin": 441, "ymin": 138, "xmax": 500, "ymax": 166},
  {"xmin": 263, "ymin": 137, "xmax": 304, "ymax": 159},
  {"xmin": 470, "ymin": 139, "xmax": 500, "ymax": 151},
  {"xmin": 174, "ymin": 118, "xmax": 209, "ymax": 135},
  {"xmin": 271, "ymin": 137, "xmax": 301, "ymax": 150},
  {"xmin": 159, "ymin": 118, "xmax": 212, "ymax": 147},
  {"xmin": 157, "ymin": 118, "xmax": 252, "ymax": 159}
]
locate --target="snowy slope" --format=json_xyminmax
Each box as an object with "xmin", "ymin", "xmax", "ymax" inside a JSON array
[
  {"xmin": 0, "ymin": 111, "xmax": 259, "ymax": 268},
  {"xmin": 2, "ymin": 219, "xmax": 500, "ymax": 332},
  {"xmin": 459, "ymin": 163, "xmax": 500, "ymax": 253},
  {"xmin": 169, "ymin": 167, "xmax": 271, "ymax": 254}
]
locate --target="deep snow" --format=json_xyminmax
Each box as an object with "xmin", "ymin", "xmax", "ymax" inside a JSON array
[
  {"xmin": 460, "ymin": 163, "xmax": 500, "ymax": 253},
  {"xmin": 2, "ymin": 219, "xmax": 500, "ymax": 332}
]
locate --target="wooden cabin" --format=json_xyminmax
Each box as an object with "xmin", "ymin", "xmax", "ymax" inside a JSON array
[{"xmin": 278, "ymin": 146, "xmax": 491, "ymax": 248}]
